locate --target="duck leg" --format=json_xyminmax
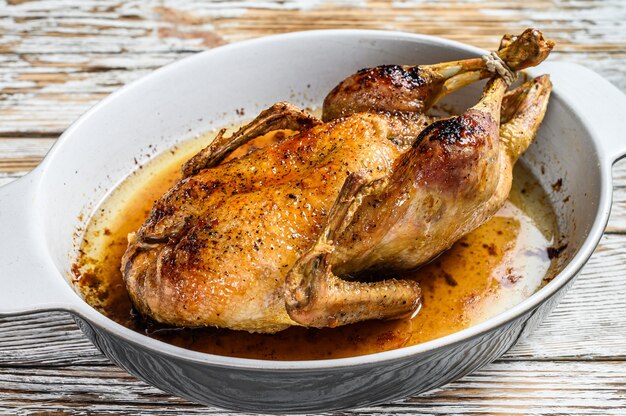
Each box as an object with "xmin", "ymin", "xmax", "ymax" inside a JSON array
[
  {"xmin": 182, "ymin": 102, "xmax": 321, "ymax": 177},
  {"xmin": 322, "ymin": 28, "xmax": 554, "ymax": 121},
  {"xmin": 500, "ymin": 74, "xmax": 552, "ymax": 162},
  {"xmin": 284, "ymin": 173, "xmax": 421, "ymax": 328},
  {"xmin": 475, "ymin": 74, "xmax": 554, "ymax": 220},
  {"xmin": 330, "ymin": 76, "xmax": 510, "ymax": 275}
]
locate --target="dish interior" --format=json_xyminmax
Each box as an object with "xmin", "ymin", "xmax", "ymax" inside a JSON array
[
  {"xmin": 72, "ymin": 121, "xmax": 561, "ymax": 360},
  {"xmin": 34, "ymin": 32, "xmax": 602, "ymax": 361}
]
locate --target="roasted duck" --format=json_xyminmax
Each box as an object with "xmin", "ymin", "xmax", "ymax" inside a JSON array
[{"xmin": 122, "ymin": 29, "xmax": 554, "ymax": 333}]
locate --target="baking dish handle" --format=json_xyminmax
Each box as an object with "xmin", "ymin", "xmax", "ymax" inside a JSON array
[
  {"xmin": 0, "ymin": 173, "xmax": 78, "ymax": 317},
  {"xmin": 539, "ymin": 61, "xmax": 626, "ymax": 164}
]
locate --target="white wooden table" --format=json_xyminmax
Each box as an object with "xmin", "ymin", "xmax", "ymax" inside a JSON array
[{"xmin": 1, "ymin": 1, "xmax": 626, "ymax": 414}]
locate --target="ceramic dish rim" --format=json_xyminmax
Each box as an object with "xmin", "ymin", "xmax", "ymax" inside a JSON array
[{"xmin": 35, "ymin": 29, "xmax": 613, "ymax": 371}]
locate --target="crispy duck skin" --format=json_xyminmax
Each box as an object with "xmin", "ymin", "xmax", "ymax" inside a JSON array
[{"xmin": 122, "ymin": 29, "xmax": 553, "ymax": 333}]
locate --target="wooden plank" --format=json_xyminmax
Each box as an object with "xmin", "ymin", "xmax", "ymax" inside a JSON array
[
  {"xmin": 1, "ymin": 0, "xmax": 626, "ymax": 133},
  {"xmin": 0, "ymin": 361, "xmax": 625, "ymax": 414},
  {"xmin": 0, "ymin": 137, "xmax": 54, "ymax": 172}
]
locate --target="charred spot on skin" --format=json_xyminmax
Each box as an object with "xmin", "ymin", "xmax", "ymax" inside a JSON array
[
  {"xmin": 177, "ymin": 227, "xmax": 209, "ymax": 261},
  {"xmin": 416, "ymin": 115, "xmax": 485, "ymax": 147},
  {"xmin": 547, "ymin": 244, "xmax": 568, "ymax": 259},
  {"xmin": 148, "ymin": 203, "xmax": 175, "ymax": 225},
  {"xmin": 357, "ymin": 65, "xmax": 425, "ymax": 88},
  {"xmin": 377, "ymin": 65, "xmax": 425, "ymax": 87}
]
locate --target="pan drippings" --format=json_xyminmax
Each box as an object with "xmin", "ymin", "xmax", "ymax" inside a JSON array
[{"xmin": 73, "ymin": 128, "xmax": 558, "ymax": 360}]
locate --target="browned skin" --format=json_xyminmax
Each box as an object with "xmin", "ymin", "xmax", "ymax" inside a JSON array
[
  {"xmin": 122, "ymin": 29, "xmax": 553, "ymax": 333},
  {"xmin": 284, "ymin": 173, "xmax": 422, "ymax": 327},
  {"xmin": 285, "ymin": 75, "xmax": 552, "ymax": 327},
  {"xmin": 322, "ymin": 28, "xmax": 554, "ymax": 121},
  {"xmin": 332, "ymin": 77, "xmax": 552, "ymax": 274},
  {"xmin": 123, "ymin": 112, "xmax": 411, "ymax": 332}
]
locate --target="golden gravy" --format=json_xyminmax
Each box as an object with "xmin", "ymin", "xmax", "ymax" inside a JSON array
[{"xmin": 73, "ymin": 128, "xmax": 558, "ymax": 360}]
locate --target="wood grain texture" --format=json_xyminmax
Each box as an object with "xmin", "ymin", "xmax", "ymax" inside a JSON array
[
  {"xmin": 1, "ymin": 362, "xmax": 626, "ymax": 415},
  {"xmin": 1, "ymin": 0, "xmax": 625, "ymax": 133},
  {"xmin": 1, "ymin": 0, "xmax": 626, "ymax": 414}
]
